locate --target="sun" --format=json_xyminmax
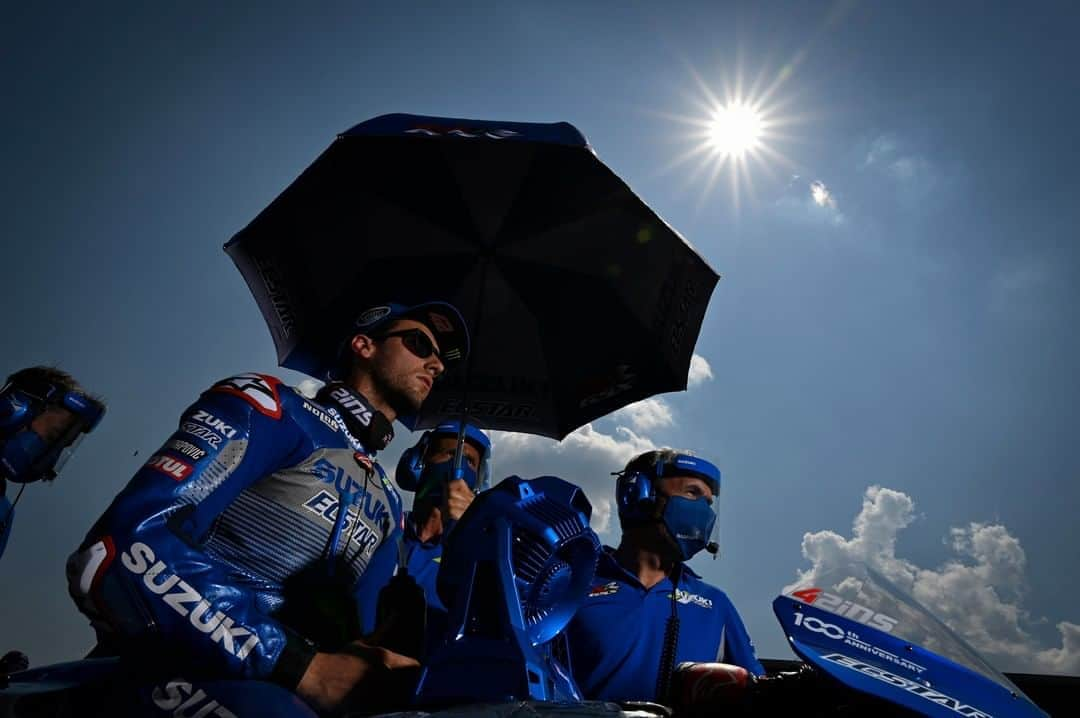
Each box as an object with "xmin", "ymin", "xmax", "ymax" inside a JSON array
[
  {"xmin": 707, "ymin": 102, "xmax": 764, "ymax": 159},
  {"xmin": 651, "ymin": 61, "xmax": 800, "ymax": 211}
]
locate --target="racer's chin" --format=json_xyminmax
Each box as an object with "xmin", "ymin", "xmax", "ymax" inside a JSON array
[
  {"xmin": 388, "ymin": 380, "xmax": 429, "ymax": 418},
  {"xmin": 372, "ymin": 364, "xmax": 429, "ymax": 417}
]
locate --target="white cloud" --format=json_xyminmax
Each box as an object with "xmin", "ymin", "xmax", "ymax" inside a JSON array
[
  {"xmin": 860, "ymin": 133, "xmax": 939, "ymax": 191},
  {"xmin": 790, "ymin": 485, "xmax": 1080, "ymax": 674},
  {"xmin": 493, "ymin": 423, "xmax": 654, "ymax": 477},
  {"xmin": 776, "ymin": 176, "xmax": 846, "ymax": 226},
  {"xmin": 490, "ymin": 423, "xmax": 657, "ymax": 542},
  {"xmin": 688, "ymin": 354, "xmax": 714, "ymax": 387},
  {"xmin": 591, "ymin": 496, "xmax": 613, "ymax": 535},
  {"xmin": 862, "ymin": 135, "xmax": 899, "ymax": 168},
  {"xmin": 610, "ymin": 398, "xmax": 674, "ymax": 433},
  {"xmin": 810, "ymin": 180, "xmax": 837, "ymax": 209}
]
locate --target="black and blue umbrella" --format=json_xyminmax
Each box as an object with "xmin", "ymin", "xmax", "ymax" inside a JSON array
[{"xmin": 226, "ymin": 113, "xmax": 718, "ymax": 440}]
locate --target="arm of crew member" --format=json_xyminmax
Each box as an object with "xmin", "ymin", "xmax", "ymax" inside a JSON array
[{"xmin": 717, "ymin": 594, "xmax": 767, "ymax": 677}]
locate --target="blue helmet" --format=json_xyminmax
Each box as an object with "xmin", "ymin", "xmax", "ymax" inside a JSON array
[
  {"xmin": 396, "ymin": 421, "xmax": 492, "ymax": 498},
  {"xmin": 615, "ymin": 450, "xmax": 721, "ymax": 561},
  {"xmin": 1, "ymin": 373, "xmax": 105, "ymax": 484}
]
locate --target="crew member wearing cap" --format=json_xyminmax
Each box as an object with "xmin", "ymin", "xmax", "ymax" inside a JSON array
[
  {"xmin": 67, "ymin": 301, "xmax": 469, "ymax": 714},
  {"xmin": 565, "ymin": 449, "xmax": 765, "ymax": 704},
  {"xmin": 393, "ymin": 422, "xmax": 492, "ymax": 613},
  {"xmin": 360, "ymin": 422, "xmax": 492, "ymax": 658},
  {"xmin": 1, "ymin": 366, "xmax": 105, "ymax": 561}
]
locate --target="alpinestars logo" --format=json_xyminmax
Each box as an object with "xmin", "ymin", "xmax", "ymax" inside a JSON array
[
  {"xmin": 121, "ymin": 542, "xmax": 260, "ymax": 661},
  {"xmin": 789, "ymin": 587, "xmax": 899, "ymax": 633},
  {"xmin": 211, "ymin": 374, "xmax": 282, "ymax": 419},
  {"xmin": 146, "ymin": 454, "xmax": 193, "ymax": 481}
]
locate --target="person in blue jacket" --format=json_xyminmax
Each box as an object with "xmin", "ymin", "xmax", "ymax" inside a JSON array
[
  {"xmin": 358, "ymin": 422, "xmax": 490, "ymax": 661},
  {"xmin": 565, "ymin": 448, "xmax": 765, "ymax": 704},
  {"xmin": 395, "ymin": 421, "xmax": 492, "ymax": 613},
  {"xmin": 1, "ymin": 366, "xmax": 105, "ymax": 561},
  {"xmin": 66, "ymin": 301, "xmax": 468, "ymax": 714}
]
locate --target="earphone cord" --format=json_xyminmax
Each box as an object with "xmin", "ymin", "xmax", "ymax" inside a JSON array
[
  {"xmin": 655, "ymin": 564, "xmax": 682, "ymax": 703},
  {"xmin": 344, "ymin": 466, "xmax": 375, "ymax": 569},
  {"xmin": 0, "ymin": 483, "xmax": 27, "ymax": 536}
]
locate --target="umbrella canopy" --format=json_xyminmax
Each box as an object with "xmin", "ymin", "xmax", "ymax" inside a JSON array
[{"xmin": 226, "ymin": 113, "xmax": 719, "ymax": 440}]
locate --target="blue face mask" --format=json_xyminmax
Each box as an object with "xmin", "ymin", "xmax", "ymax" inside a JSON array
[
  {"xmin": 415, "ymin": 459, "xmax": 481, "ymax": 502},
  {"xmin": 660, "ymin": 494, "xmax": 718, "ymax": 561},
  {"xmin": 0, "ymin": 431, "xmax": 54, "ymax": 484}
]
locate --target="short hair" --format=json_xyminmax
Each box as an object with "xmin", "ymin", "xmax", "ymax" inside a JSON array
[
  {"xmin": 5, "ymin": 366, "xmax": 102, "ymax": 407},
  {"xmin": 621, "ymin": 448, "xmax": 686, "ymax": 479}
]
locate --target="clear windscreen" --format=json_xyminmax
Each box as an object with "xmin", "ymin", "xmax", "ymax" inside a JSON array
[{"xmin": 784, "ymin": 561, "xmax": 1029, "ymax": 699}]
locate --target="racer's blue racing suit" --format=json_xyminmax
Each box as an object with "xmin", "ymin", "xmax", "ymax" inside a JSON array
[
  {"xmin": 67, "ymin": 374, "xmax": 403, "ymax": 690},
  {"xmin": 566, "ymin": 547, "xmax": 765, "ymax": 702}
]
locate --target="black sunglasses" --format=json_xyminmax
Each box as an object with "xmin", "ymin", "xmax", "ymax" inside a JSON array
[{"xmin": 374, "ymin": 329, "xmax": 443, "ymax": 362}]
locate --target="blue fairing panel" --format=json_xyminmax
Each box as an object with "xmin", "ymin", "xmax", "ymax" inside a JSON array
[{"xmin": 773, "ymin": 596, "xmax": 1048, "ymax": 718}]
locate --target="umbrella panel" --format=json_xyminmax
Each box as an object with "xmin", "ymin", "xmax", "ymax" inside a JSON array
[{"xmin": 228, "ymin": 134, "xmax": 718, "ymax": 437}]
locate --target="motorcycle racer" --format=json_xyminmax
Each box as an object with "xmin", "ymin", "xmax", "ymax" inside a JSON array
[{"xmin": 66, "ymin": 301, "xmax": 468, "ymax": 714}]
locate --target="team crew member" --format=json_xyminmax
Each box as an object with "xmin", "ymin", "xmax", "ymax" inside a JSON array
[
  {"xmin": 360, "ymin": 422, "xmax": 490, "ymax": 659},
  {"xmin": 1, "ymin": 366, "xmax": 105, "ymax": 561},
  {"xmin": 394, "ymin": 421, "xmax": 492, "ymax": 613},
  {"xmin": 67, "ymin": 302, "xmax": 468, "ymax": 714},
  {"xmin": 565, "ymin": 449, "xmax": 765, "ymax": 703}
]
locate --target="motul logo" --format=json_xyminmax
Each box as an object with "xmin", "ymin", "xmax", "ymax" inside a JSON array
[{"xmin": 146, "ymin": 454, "xmax": 193, "ymax": 481}]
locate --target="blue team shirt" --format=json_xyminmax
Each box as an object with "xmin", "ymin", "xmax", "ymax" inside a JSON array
[
  {"xmin": 356, "ymin": 510, "xmax": 445, "ymax": 639},
  {"xmin": 402, "ymin": 511, "xmax": 446, "ymax": 613},
  {"xmin": 566, "ymin": 547, "xmax": 765, "ymax": 702}
]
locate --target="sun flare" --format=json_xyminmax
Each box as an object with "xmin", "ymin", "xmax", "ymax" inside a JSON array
[{"xmin": 653, "ymin": 61, "xmax": 800, "ymax": 211}]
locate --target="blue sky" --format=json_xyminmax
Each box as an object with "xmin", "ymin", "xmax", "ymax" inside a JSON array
[{"xmin": 3, "ymin": 1, "xmax": 1078, "ymax": 673}]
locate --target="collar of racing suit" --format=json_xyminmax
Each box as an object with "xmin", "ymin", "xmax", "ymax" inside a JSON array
[{"xmin": 315, "ymin": 382, "xmax": 395, "ymax": 451}]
